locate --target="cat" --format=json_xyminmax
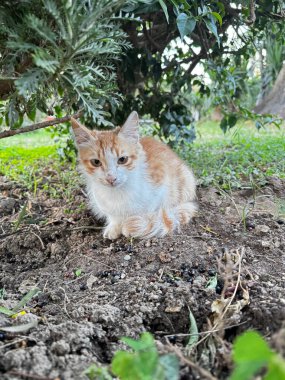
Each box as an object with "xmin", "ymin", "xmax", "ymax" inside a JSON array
[{"xmin": 71, "ymin": 111, "xmax": 197, "ymax": 239}]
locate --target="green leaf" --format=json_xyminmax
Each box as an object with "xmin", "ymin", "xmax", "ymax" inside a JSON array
[
  {"xmin": 158, "ymin": 354, "xmax": 179, "ymax": 380},
  {"xmin": 206, "ymin": 274, "xmax": 218, "ymax": 289},
  {"xmin": 33, "ymin": 50, "xmax": 59, "ymax": 73},
  {"xmin": 228, "ymin": 114, "xmax": 238, "ymax": 128},
  {"xmin": 27, "ymin": 107, "xmax": 36, "ymax": 122},
  {"xmin": 75, "ymin": 269, "xmax": 82, "ymax": 277},
  {"xmin": 112, "ymin": 350, "xmax": 158, "ymax": 380},
  {"xmin": 265, "ymin": 355, "xmax": 285, "ymax": 380},
  {"xmin": 0, "ymin": 306, "xmax": 14, "ymax": 317},
  {"xmin": 84, "ymin": 364, "xmax": 113, "ymax": 380},
  {"xmin": 220, "ymin": 116, "xmax": 228, "ymax": 133},
  {"xmin": 15, "ymin": 69, "xmax": 44, "ymax": 97},
  {"xmin": 112, "ymin": 333, "xmax": 158, "ymax": 380},
  {"xmin": 158, "ymin": 0, "xmax": 169, "ymax": 23},
  {"xmin": 186, "ymin": 309, "xmax": 198, "ymax": 351},
  {"xmin": 210, "ymin": 12, "xmax": 222, "ymax": 26},
  {"xmin": 230, "ymin": 331, "xmax": 274, "ymax": 380},
  {"xmin": 204, "ymin": 17, "xmax": 220, "ymax": 46},
  {"xmin": 122, "ymin": 332, "xmax": 155, "ymax": 351},
  {"xmin": 177, "ymin": 13, "xmax": 196, "ymax": 41},
  {"xmin": 12, "ymin": 288, "xmax": 41, "ymax": 312},
  {"xmin": 6, "ymin": 99, "xmax": 19, "ymax": 128}
]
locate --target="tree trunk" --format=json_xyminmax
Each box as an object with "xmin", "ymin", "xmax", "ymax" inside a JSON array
[{"xmin": 254, "ymin": 63, "xmax": 285, "ymax": 119}]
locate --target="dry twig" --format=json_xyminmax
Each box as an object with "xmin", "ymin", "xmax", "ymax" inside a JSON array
[{"xmin": 0, "ymin": 111, "xmax": 82, "ymax": 139}]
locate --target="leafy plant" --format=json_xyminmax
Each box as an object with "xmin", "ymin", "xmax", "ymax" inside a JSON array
[
  {"xmin": 230, "ymin": 331, "xmax": 285, "ymax": 380},
  {"xmin": 0, "ymin": 0, "xmax": 129, "ymax": 128},
  {"xmin": 84, "ymin": 332, "xmax": 179, "ymax": 380}
]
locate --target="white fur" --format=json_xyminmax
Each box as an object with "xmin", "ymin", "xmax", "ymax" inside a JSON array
[
  {"xmin": 72, "ymin": 114, "xmax": 197, "ymax": 239},
  {"xmin": 80, "ymin": 149, "xmax": 196, "ymax": 239}
]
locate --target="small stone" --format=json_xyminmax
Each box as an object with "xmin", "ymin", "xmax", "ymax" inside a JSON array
[
  {"xmin": 261, "ymin": 240, "xmax": 271, "ymax": 248},
  {"xmin": 165, "ymin": 305, "xmax": 182, "ymax": 313},
  {"xmin": 51, "ymin": 340, "xmax": 70, "ymax": 356},
  {"xmin": 87, "ymin": 275, "xmax": 98, "ymax": 290},
  {"xmin": 246, "ymin": 221, "xmax": 255, "ymax": 229},
  {"xmin": 255, "ymin": 224, "xmax": 270, "ymax": 234},
  {"xmin": 158, "ymin": 252, "xmax": 172, "ymax": 263},
  {"xmin": 124, "ymin": 254, "xmax": 131, "ymax": 261},
  {"xmin": 193, "ymin": 275, "xmax": 206, "ymax": 287},
  {"xmin": 145, "ymin": 240, "xmax": 151, "ymax": 248},
  {"xmin": 121, "ymin": 273, "xmax": 126, "ymax": 279},
  {"xmin": 0, "ymin": 197, "xmax": 17, "ymax": 215}
]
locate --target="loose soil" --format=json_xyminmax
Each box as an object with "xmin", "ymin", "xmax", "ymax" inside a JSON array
[{"xmin": 0, "ymin": 174, "xmax": 285, "ymax": 380}]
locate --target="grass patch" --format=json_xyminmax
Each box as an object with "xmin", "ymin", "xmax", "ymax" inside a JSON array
[
  {"xmin": 187, "ymin": 120, "xmax": 285, "ymax": 189},
  {"xmin": 0, "ymin": 146, "xmax": 58, "ymax": 184},
  {"xmin": 0, "ymin": 133, "xmax": 78, "ymax": 200},
  {"xmin": 1, "ymin": 120, "xmax": 284, "ymax": 193}
]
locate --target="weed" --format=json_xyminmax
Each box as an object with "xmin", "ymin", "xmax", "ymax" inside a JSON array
[
  {"xmin": 84, "ymin": 332, "xmax": 179, "ymax": 380},
  {"xmin": 230, "ymin": 331, "xmax": 285, "ymax": 380},
  {"xmin": 75, "ymin": 269, "xmax": 82, "ymax": 277}
]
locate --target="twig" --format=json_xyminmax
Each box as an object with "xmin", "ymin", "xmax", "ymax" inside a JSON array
[
  {"xmin": 58, "ymin": 287, "xmax": 72, "ymax": 320},
  {"xmin": 0, "ymin": 225, "xmax": 103, "ymax": 240},
  {"xmin": 246, "ymin": 0, "xmax": 256, "ymax": 24},
  {"xmin": 163, "ymin": 320, "xmax": 249, "ymax": 339},
  {"xmin": 0, "ymin": 339, "xmax": 26, "ymax": 350},
  {"xmin": 194, "ymin": 248, "xmax": 245, "ymax": 349},
  {"xmin": 30, "ymin": 231, "xmax": 45, "ymax": 250},
  {"xmin": 0, "ymin": 111, "xmax": 82, "ymax": 139}
]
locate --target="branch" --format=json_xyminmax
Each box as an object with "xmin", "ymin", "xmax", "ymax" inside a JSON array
[
  {"xmin": 0, "ymin": 111, "xmax": 82, "ymax": 139},
  {"xmin": 245, "ymin": 0, "xmax": 256, "ymax": 25}
]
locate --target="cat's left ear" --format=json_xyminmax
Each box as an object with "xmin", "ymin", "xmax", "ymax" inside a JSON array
[{"xmin": 119, "ymin": 111, "xmax": 139, "ymax": 143}]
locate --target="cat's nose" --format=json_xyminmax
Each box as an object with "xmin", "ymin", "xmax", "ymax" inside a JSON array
[{"xmin": 106, "ymin": 174, "xmax": 117, "ymax": 185}]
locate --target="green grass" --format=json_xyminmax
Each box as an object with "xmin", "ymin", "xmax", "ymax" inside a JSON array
[
  {"xmin": 0, "ymin": 120, "xmax": 284, "ymax": 194},
  {"xmin": 187, "ymin": 120, "xmax": 285, "ymax": 189},
  {"xmin": 0, "ymin": 129, "xmax": 78, "ymax": 199}
]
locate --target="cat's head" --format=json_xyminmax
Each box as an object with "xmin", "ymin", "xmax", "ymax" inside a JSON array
[{"xmin": 71, "ymin": 111, "xmax": 142, "ymax": 188}]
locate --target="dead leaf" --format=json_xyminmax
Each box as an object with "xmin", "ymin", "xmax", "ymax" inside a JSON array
[{"xmin": 158, "ymin": 252, "xmax": 172, "ymax": 263}]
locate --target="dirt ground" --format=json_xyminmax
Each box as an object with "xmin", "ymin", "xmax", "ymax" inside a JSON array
[{"xmin": 0, "ymin": 174, "xmax": 285, "ymax": 380}]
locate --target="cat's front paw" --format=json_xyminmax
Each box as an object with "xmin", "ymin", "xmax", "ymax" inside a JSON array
[{"xmin": 103, "ymin": 224, "xmax": 121, "ymax": 240}]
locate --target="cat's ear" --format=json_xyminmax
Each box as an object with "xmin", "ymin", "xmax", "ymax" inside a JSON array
[
  {"xmin": 119, "ymin": 111, "xmax": 139, "ymax": 143},
  {"xmin": 70, "ymin": 117, "xmax": 96, "ymax": 147}
]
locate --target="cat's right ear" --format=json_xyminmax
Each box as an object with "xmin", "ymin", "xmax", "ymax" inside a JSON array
[{"xmin": 70, "ymin": 117, "xmax": 96, "ymax": 147}]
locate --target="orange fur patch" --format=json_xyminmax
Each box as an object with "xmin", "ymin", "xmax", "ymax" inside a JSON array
[{"xmin": 162, "ymin": 210, "xmax": 173, "ymax": 231}]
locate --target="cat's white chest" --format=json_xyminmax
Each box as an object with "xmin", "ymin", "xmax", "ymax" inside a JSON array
[{"xmin": 86, "ymin": 170, "xmax": 165, "ymax": 220}]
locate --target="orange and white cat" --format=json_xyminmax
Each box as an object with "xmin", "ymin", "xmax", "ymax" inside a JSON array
[{"xmin": 71, "ymin": 112, "xmax": 197, "ymax": 239}]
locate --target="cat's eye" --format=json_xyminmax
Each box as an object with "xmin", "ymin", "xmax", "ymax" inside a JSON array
[
  {"xmin": 118, "ymin": 156, "xmax": 128, "ymax": 164},
  {"xmin": 90, "ymin": 159, "xmax": 102, "ymax": 167}
]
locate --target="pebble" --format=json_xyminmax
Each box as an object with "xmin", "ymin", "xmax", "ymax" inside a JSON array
[
  {"xmin": 0, "ymin": 197, "xmax": 17, "ymax": 215},
  {"xmin": 255, "ymin": 224, "xmax": 270, "ymax": 234},
  {"xmin": 51, "ymin": 340, "xmax": 70, "ymax": 356},
  {"xmin": 145, "ymin": 240, "xmax": 151, "ymax": 248},
  {"xmin": 121, "ymin": 273, "xmax": 126, "ymax": 279},
  {"xmin": 261, "ymin": 240, "xmax": 271, "ymax": 248},
  {"xmin": 124, "ymin": 254, "xmax": 131, "ymax": 261}
]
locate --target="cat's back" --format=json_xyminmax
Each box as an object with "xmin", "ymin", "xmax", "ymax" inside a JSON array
[
  {"xmin": 140, "ymin": 136, "xmax": 195, "ymax": 201},
  {"xmin": 140, "ymin": 136, "xmax": 178, "ymax": 162}
]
